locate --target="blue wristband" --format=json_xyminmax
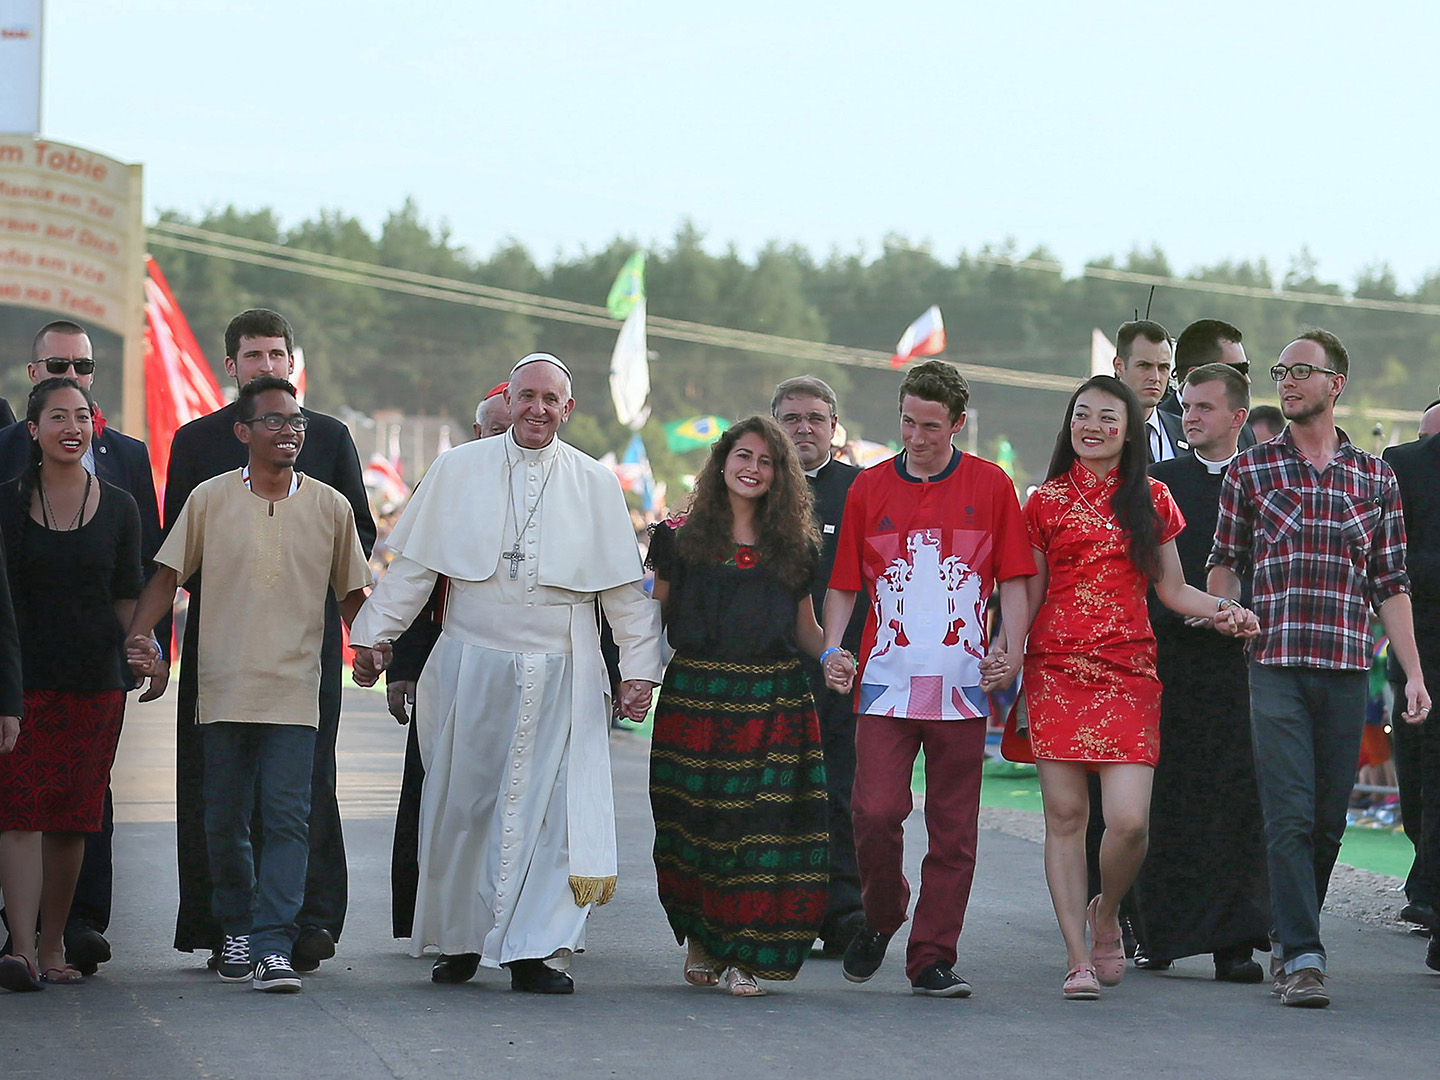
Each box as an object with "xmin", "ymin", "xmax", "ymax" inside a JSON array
[{"xmin": 820, "ymin": 647, "xmax": 844, "ymax": 664}]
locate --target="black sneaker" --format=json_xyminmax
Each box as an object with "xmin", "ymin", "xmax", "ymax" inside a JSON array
[
  {"xmin": 910, "ymin": 964, "xmax": 972, "ymax": 998},
  {"xmin": 291, "ymin": 927, "xmax": 335, "ymax": 973},
  {"xmin": 215, "ymin": 935, "xmax": 252, "ymax": 983},
  {"xmin": 252, "ymin": 954, "xmax": 302, "ymax": 993},
  {"xmin": 842, "ymin": 924, "xmax": 893, "ymax": 983}
]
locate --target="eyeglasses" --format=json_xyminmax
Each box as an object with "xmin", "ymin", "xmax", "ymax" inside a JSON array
[
  {"xmin": 241, "ymin": 413, "xmax": 308, "ymax": 432},
  {"xmin": 41, "ymin": 357, "xmax": 96, "ymax": 376},
  {"xmin": 1269, "ymin": 363, "xmax": 1339, "ymax": 382}
]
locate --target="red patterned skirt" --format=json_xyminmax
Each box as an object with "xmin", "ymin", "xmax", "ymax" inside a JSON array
[{"xmin": 0, "ymin": 689, "xmax": 125, "ymax": 831}]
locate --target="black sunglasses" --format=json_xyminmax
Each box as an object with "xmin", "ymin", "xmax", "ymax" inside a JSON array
[{"xmin": 41, "ymin": 357, "xmax": 96, "ymax": 376}]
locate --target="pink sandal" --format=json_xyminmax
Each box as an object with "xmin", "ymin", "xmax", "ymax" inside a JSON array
[
  {"xmin": 1087, "ymin": 896, "xmax": 1125, "ymax": 986},
  {"xmin": 1063, "ymin": 962, "xmax": 1101, "ymax": 1000}
]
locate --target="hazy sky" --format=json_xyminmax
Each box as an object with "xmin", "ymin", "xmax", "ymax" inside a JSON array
[{"xmin": 37, "ymin": 1, "xmax": 1440, "ymax": 289}]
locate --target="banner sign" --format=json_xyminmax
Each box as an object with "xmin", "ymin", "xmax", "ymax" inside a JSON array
[{"xmin": 0, "ymin": 136, "xmax": 144, "ymax": 338}]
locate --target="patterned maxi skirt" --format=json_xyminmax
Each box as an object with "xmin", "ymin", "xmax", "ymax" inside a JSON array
[{"xmin": 649, "ymin": 654, "xmax": 829, "ymax": 980}]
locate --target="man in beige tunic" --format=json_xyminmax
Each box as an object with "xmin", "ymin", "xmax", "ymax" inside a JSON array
[{"xmin": 352, "ymin": 353, "xmax": 662, "ymax": 994}]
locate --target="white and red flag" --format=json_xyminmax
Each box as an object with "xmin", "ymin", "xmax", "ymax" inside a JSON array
[
  {"xmin": 1091, "ymin": 328, "xmax": 1116, "ymax": 377},
  {"xmin": 889, "ymin": 305, "xmax": 946, "ymax": 368},
  {"xmin": 291, "ymin": 346, "xmax": 307, "ymax": 405},
  {"xmin": 143, "ymin": 255, "xmax": 227, "ymax": 502}
]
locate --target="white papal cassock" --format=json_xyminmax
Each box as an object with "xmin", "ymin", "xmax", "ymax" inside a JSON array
[{"xmin": 351, "ymin": 430, "xmax": 663, "ymax": 967}]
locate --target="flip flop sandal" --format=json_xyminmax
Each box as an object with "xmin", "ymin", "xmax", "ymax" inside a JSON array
[
  {"xmin": 724, "ymin": 967, "xmax": 767, "ymax": 997},
  {"xmin": 684, "ymin": 944, "xmax": 720, "ymax": 987},
  {"xmin": 41, "ymin": 965, "xmax": 86, "ymax": 985},
  {"xmin": 0, "ymin": 955, "xmax": 45, "ymax": 992}
]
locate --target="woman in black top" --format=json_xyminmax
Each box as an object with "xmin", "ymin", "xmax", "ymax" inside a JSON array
[
  {"xmin": 0, "ymin": 378, "xmax": 143, "ymax": 992},
  {"xmin": 647, "ymin": 415, "xmax": 827, "ymax": 997}
]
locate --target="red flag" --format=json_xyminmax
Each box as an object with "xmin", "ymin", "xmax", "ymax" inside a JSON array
[
  {"xmin": 889, "ymin": 304, "xmax": 946, "ymax": 368},
  {"xmin": 143, "ymin": 255, "xmax": 226, "ymax": 502}
]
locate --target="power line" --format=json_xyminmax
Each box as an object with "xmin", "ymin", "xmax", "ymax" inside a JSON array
[{"xmin": 146, "ymin": 221, "xmax": 1425, "ymax": 423}]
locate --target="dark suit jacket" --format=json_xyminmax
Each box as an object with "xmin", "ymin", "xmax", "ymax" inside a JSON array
[
  {"xmin": 0, "ymin": 398, "xmax": 14, "ymax": 429},
  {"xmin": 1384, "ymin": 433, "xmax": 1440, "ymax": 608},
  {"xmin": 0, "ymin": 528, "xmax": 21, "ymax": 717},
  {"xmin": 809, "ymin": 458, "xmax": 867, "ymax": 652}
]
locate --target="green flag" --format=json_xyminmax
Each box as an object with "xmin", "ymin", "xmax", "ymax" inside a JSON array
[
  {"xmin": 606, "ymin": 251, "xmax": 646, "ymax": 320},
  {"xmin": 664, "ymin": 415, "xmax": 730, "ymax": 453}
]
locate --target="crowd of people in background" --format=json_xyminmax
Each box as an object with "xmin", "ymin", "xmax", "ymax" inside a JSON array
[{"xmin": 0, "ymin": 308, "xmax": 1436, "ymax": 1013}]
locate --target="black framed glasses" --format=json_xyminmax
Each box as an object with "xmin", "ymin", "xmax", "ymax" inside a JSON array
[
  {"xmin": 241, "ymin": 413, "xmax": 308, "ymax": 432},
  {"xmin": 1269, "ymin": 363, "xmax": 1339, "ymax": 382},
  {"xmin": 41, "ymin": 357, "xmax": 96, "ymax": 376}
]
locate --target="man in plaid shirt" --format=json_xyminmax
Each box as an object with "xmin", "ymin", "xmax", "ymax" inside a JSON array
[{"xmin": 1208, "ymin": 329, "xmax": 1431, "ymax": 1009}]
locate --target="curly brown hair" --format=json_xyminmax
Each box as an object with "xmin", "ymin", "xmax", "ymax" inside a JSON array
[{"xmin": 676, "ymin": 415, "xmax": 820, "ymax": 591}]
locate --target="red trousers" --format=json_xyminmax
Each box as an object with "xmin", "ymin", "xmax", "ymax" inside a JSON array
[{"xmin": 852, "ymin": 714, "xmax": 986, "ymax": 981}]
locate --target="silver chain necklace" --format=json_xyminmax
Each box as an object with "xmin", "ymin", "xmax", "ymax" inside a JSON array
[
  {"xmin": 39, "ymin": 472, "xmax": 93, "ymax": 531},
  {"xmin": 502, "ymin": 443, "xmax": 558, "ymax": 579}
]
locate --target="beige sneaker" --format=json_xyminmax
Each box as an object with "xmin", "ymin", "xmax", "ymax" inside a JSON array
[{"xmin": 1280, "ymin": 967, "xmax": 1329, "ymax": 1008}]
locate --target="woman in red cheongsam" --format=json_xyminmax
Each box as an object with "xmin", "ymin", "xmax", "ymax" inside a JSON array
[{"xmin": 1019, "ymin": 375, "xmax": 1257, "ymax": 1001}]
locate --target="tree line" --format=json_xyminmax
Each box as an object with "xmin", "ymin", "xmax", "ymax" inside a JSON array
[{"xmin": 148, "ymin": 201, "xmax": 1440, "ymax": 488}]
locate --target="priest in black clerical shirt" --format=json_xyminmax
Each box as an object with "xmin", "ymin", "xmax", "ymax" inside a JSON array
[
  {"xmin": 164, "ymin": 310, "xmax": 374, "ymax": 972},
  {"xmin": 772, "ymin": 376, "xmax": 868, "ymax": 956},
  {"xmin": 1135, "ymin": 363, "xmax": 1270, "ymax": 981}
]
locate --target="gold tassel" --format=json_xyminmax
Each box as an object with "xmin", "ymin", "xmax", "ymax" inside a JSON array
[{"xmin": 569, "ymin": 875, "xmax": 617, "ymax": 907}]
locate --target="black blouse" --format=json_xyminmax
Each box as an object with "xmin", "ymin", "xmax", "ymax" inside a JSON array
[
  {"xmin": 0, "ymin": 477, "xmax": 143, "ymax": 691},
  {"xmin": 647, "ymin": 520, "xmax": 810, "ymax": 661}
]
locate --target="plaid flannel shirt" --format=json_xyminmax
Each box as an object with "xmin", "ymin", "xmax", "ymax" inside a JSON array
[{"xmin": 1207, "ymin": 427, "xmax": 1409, "ymax": 670}]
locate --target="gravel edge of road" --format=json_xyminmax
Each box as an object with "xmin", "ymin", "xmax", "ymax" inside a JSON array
[{"xmin": 974, "ymin": 804, "xmax": 1417, "ymax": 931}]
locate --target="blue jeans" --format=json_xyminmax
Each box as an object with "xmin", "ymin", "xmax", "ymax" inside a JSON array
[
  {"xmin": 1248, "ymin": 662, "xmax": 1367, "ymax": 974},
  {"xmin": 201, "ymin": 723, "xmax": 316, "ymax": 960}
]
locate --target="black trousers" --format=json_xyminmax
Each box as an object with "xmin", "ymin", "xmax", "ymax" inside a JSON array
[
  {"xmin": 803, "ymin": 659, "xmax": 863, "ymax": 935},
  {"xmin": 173, "ymin": 604, "xmax": 348, "ymax": 952},
  {"xmin": 1392, "ymin": 623, "xmax": 1440, "ymax": 908},
  {"xmin": 391, "ymin": 719, "xmax": 425, "ymax": 939},
  {"xmin": 66, "ymin": 788, "xmax": 115, "ymax": 931}
]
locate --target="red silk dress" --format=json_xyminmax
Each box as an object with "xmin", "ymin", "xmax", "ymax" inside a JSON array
[{"xmin": 1020, "ymin": 462, "xmax": 1184, "ymax": 766}]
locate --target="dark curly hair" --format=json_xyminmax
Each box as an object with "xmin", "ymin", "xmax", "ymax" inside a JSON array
[
  {"xmin": 676, "ymin": 415, "xmax": 819, "ymax": 591},
  {"xmin": 1045, "ymin": 375, "xmax": 1162, "ymax": 579}
]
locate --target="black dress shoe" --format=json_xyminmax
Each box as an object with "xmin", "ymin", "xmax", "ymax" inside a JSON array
[
  {"xmin": 1400, "ymin": 901, "xmax": 1437, "ymax": 932},
  {"xmin": 431, "ymin": 953, "xmax": 481, "ymax": 984},
  {"xmin": 1427, "ymin": 934, "xmax": 1440, "ymax": 973},
  {"xmin": 64, "ymin": 926, "xmax": 111, "ymax": 978},
  {"xmin": 1213, "ymin": 954, "xmax": 1264, "ymax": 983},
  {"xmin": 291, "ymin": 927, "xmax": 336, "ymax": 973},
  {"xmin": 505, "ymin": 958, "xmax": 574, "ymax": 994}
]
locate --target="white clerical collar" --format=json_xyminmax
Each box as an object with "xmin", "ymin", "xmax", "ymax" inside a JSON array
[
  {"xmin": 505, "ymin": 429, "xmax": 561, "ymax": 462},
  {"xmin": 804, "ymin": 460, "xmax": 827, "ymax": 478},
  {"xmin": 1194, "ymin": 448, "xmax": 1238, "ymax": 474}
]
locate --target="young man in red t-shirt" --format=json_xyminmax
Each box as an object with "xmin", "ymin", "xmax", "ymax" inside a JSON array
[{"xmin": 822, "ymin": 360, "xmax": 1033, "ymax": 997}]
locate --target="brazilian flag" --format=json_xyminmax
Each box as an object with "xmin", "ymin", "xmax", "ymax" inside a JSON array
[
  {"xmin": 606, "ymin": 251, "xmax": 646, "ymax": 320},
  {"xmin": 664, "ymin": 415, "xmax": 730, "ymax": 453}
]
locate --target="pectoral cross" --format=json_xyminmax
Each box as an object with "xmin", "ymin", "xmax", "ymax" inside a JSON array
[{"xmin": 503, "ymin": 544, "xmax": 525, "ymax": 579}]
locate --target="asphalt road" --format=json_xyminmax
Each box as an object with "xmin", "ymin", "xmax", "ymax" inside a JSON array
[{"xmin": 3, "ymin": 688, "xmax": 1434, "ymax": 1080}]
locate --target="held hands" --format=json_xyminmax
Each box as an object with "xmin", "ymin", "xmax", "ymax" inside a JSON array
[
  {"xmin": 1212, "ymin": 603, "xmax": 1261, "ymax": 639},
  {"xmin": 616, "ymin": 679, "xmax": 657, "ymax": 722},
  {"xmin": 823, "ymin": 648, "xmax": 856, "ymax": 694},
  {"xmin": 352, "ymin": 642, "xmax": 393, "ymax": 688},
  {"xmin": 125, "ymin": 634, "xmax": 170, "ymax": 701},
  {"xmin": 386, "ymin": 679, "xmax": 416, "ymax": 724},
  {"xmin": 979, "ymin": 646, "xmax": 1021, "ymax": 694}
]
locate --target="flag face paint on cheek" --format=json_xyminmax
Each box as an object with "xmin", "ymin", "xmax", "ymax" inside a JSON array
[{"xmin": 1108, "ymin": 427, "xmax": 1119, "ymax": 436}]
